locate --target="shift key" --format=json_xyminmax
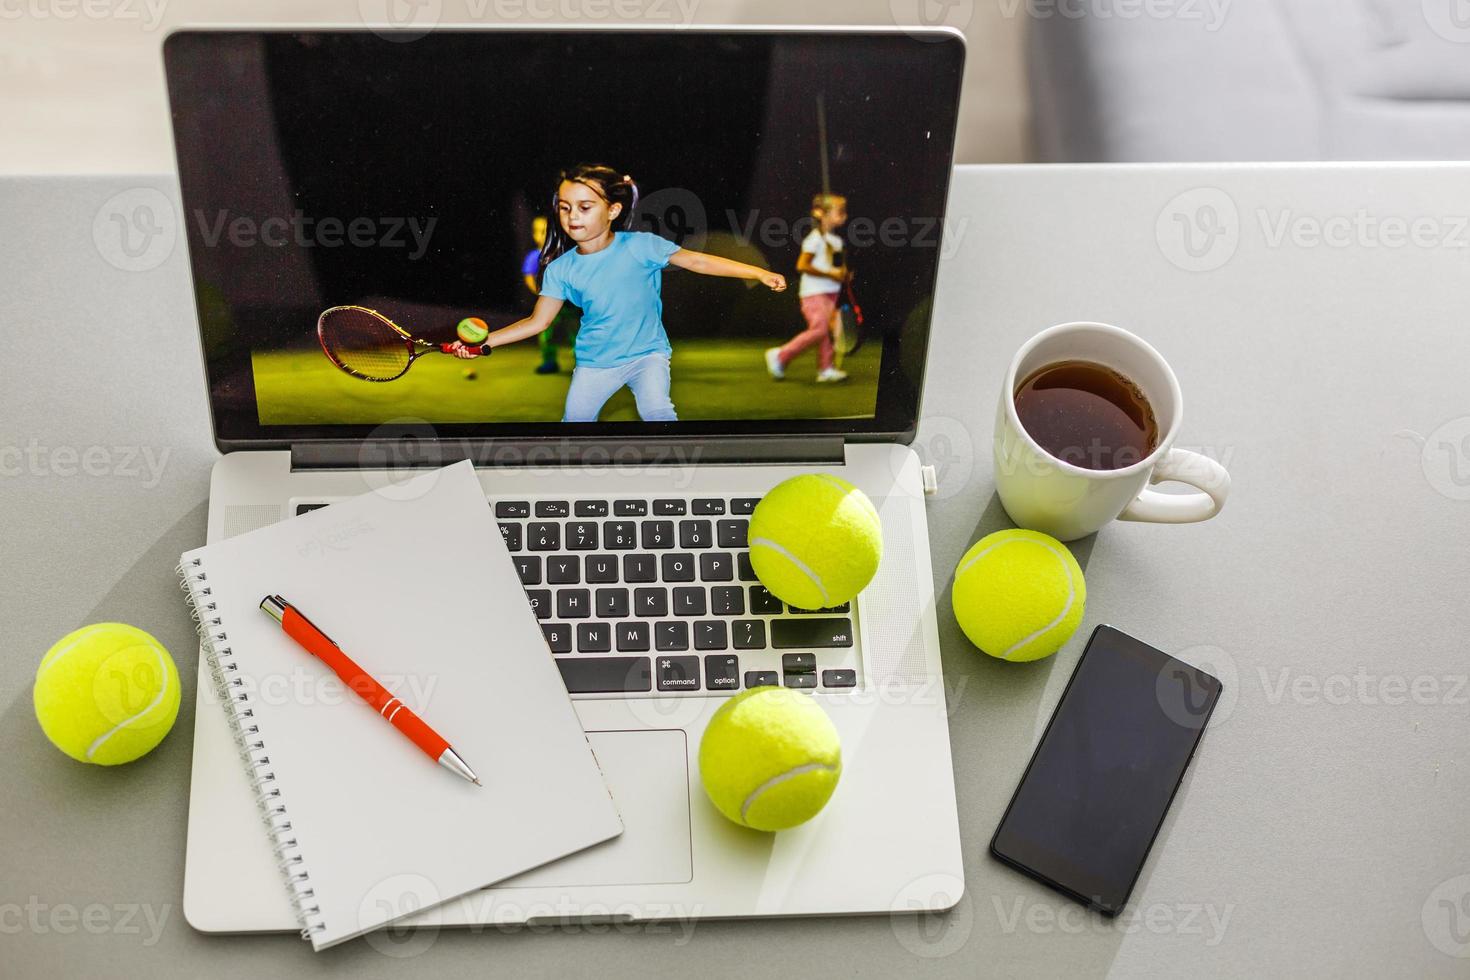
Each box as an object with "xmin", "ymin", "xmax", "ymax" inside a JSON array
[{"xmin": 770, "ymin": 618, "xmax": 854, "ymax": 648}]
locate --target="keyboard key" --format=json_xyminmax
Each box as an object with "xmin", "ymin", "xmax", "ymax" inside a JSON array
[
  {"xmin": 566, "ymin": 521, "xmax": 599, "ymax": 550},
  {"xmin": 737, "ymin": 552, "xmax": 758, "ymax": 582},
  {"xmin": 711, "ymin": 586, "xmax": 745, "ymax": 616},
  {"xmin": 699, "ymin": 552, "xmax": 734, "ymax": 582},
  {"xmin": 745, "ymin": 670, "xmax": 779, "ymax": 689},
  {"xmin": 513, "ymin": 555, "xmax": 542, "ymax": 585},
  {"xmin": 822, "ymin": 669, "xmax": 857, "ymax": 688},
  {"xmin": 295, "ymin": 503, "xmax": 328, "ymax": 516},
  {"xmin": 547, "ymin": 556, "xmax": 580, "ymax": 584},
  {"xmin": 541, "ymin": 623, "xmax": 571, "ymax": 654},
  {"xmin": 641, "ymin": 520, "xmax": 675, "ymax": 549},
  {"xmin": 653, "ymin": 499, "xmax": 686, "ymax": 516},
  {"xmin": 527, "ymin": 522, "xmax": 560, "ymax": 551},
  {"xmin": 596, "ymin": 588, "xmax": 630, "ymax": 618},
  {"xmin": 623, "ymin": 553, "xmax": 657, "ymax": 583},
  {"xmin": 657, "ymin": 655, "xmax": 701, "ymax": 692},
  {"xmin": 558, "ymin": 657, "xmax": 652, "ymax": 694},
  {"xmin": 733, "ymin": 620, "xmax": 766, "ymax": 649},
  {"xmin": 617, "ymin": 622, "xmax": 650, "ymax": 652},
  {"xmin": 694, "ymin": 620, "xmax": 728, "ymax": 650},
  {"xmin": 604, "ymin": 521, "xmax": 638, "ymax": 550},
  {"xmin": 575, "ymin": 500, "xmax": 610, "ymax": 517},
  {"xmin": 771, "ymin": 618, "xmax": 854, "ymax": 648},
  {"xmin": 692, "ymin": 498, "xmax": 726, "ymax": 515},
  {"xmin": 661, "ymin": 553, "xmax": 696, "ymax": 582},
  {"xmin": 499, "ymin": 523, "xmax": 522, "ymax": 552},
  {"xmin": 614, "ymin": 499, "xmax": 647, "ymax": 516},
  {"xmin": 673, "ymin": 587, "xmax": 707, "ymax": 617},
  {"xmin": 585, "ymin": 555, "xmax": 619, "ymax": 583},
  {"xmin": 577, "ymin": 622, "xmax": 612, "ymax": 653},
  {"xmin": 679, "ymin": 520, "xmax": 713, "ymax": 549},
  {"xmin": 634, "ymin": 587, "xmax": 669, "ymax": 617},
  {"xmin": 557, "ymin": 589, "xmax": 591, "ymax": 619},
  {"xmin": 749, "ymin": 585, "xmax": 783, "ymax": 614},
  {"xmin": 782, "ymin": 652, "xmax": 816, "ymax": 674},
  {"xmin": 791, "ymin": 603, "xmax": 852, "ymax": 615},
  {"xmin": 784, "ymin": 673, "xmax": 818, "ymax": 689},
  {"xmin": 535, "ymin": 500, "xmax": 570, "ymax": 518},
  {"xmin": 705, "ymin": 655, "xmax": 741, "ymax": 691},
  {"xmin": 731, "ymin": 497, "xmax": 760, "ymax": 515},
  {"xmin": 525, "ymin": 589, "xmax": 551, "ymax": 620},
  {"xmin": 495, "ymin": 501, "xmax": 530, "ymax": 518},
  {"xmin": 655, "ymin": 621, "xmax": 690, "ymax": 651},
  {"xmin": 716, "ymin": 519, "xmax": 748, "ymax": 549}
]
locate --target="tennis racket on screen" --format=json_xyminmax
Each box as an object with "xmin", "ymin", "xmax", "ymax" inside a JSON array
[
  {"xmin": 833, "ymin": 279, "xmax": 866, "ymax": 364},
  {"xmin": 317, "ymin": 305, "xmax": 488, "ymax": 383}
]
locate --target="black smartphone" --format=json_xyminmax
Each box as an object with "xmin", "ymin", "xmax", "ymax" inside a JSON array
[{"xmin": 989, "ymin": 625, "xmax": 1222, "ymax": 916}]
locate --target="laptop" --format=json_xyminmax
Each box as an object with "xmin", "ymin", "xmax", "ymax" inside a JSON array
[{"xmin": 166, "ymin": 26, "xmax": 967, "ymax": 934}]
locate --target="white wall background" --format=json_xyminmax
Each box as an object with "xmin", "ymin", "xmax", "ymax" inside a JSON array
[{"xmin": 0, "ymin": 0, "xmax": 1029, "ymax": 174}]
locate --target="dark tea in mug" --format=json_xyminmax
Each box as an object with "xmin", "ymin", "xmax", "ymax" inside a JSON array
[{"xmin": 1013, "ymin": 360, "xmax": 1159, "ymax": 471}]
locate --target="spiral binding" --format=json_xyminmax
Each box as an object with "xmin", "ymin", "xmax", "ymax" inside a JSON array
[{"xmin": 177, "ymin": 557, "xmax": 326, "ymax": 942}]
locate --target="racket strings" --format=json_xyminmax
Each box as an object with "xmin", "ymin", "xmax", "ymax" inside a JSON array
[{"xmin": 320, "ymin": 309, "xmax": 412, "ymax": 381}]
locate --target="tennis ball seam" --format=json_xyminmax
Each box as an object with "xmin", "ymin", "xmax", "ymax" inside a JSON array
[
  {"xmin": 957, "ymin": 537, "xmax": 1078, "ymax": 662},
  {"xmin": 749, "ymin": 536, "xmax": 831, "ymax": 607},
  {"xmin": 35, "ymin": 624, "xmax": 113, "ymax": 679},
  {"xmin": 740, "ymin": 761, "xmax": 840, "ymax": 823}
]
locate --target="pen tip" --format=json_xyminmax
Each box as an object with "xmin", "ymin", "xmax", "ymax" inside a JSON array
[{"xmin": 474, "ymin": 778, "xmax": 483, "ymax": 787}]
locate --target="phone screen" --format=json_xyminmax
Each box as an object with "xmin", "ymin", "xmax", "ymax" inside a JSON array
[{"xmin": 990, "ymin": 626, "xmax": 1221, "ymax": 915}]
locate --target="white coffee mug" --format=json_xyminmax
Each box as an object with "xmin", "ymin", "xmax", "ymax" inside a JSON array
[{"xmin": 993, "ymin": 322, "xmax": 1230, "ymax": 542}]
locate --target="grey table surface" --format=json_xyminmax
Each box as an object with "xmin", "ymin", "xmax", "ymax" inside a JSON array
[{"xmin": 3, "ymin": 165, "xmax": 1469, "ymax": 978}]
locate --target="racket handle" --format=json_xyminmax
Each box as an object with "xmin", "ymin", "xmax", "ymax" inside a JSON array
[{"xmin": 440, "ymin": 343, "xmax": 491, "ymax": 356}]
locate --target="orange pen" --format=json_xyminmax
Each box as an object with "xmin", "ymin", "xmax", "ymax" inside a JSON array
[{"xmin": 259, "ymin": 595, "xmax": 481, "ymax": 786}]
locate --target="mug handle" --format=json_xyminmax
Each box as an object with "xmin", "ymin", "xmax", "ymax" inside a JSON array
[{"xmin": 1119, "ymin": 449, "xmax": 1231, "ymax": 524}]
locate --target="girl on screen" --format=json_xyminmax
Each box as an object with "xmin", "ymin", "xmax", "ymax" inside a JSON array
[
  {"xmin": 451, "ymin": 163, "xmax": 787, "ymax": 422},
  {"xmin": 765, "ymin": 192, "xmax": 851, "ymax": 384}
]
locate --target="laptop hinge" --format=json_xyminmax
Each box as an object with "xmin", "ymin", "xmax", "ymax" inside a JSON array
[{"xmin": 289, "ymin": 435, "xmax": 847, "ymax": 472}]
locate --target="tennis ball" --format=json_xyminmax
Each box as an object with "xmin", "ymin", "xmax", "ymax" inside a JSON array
[
  {"xmin": 952, "ymin": 530, "xmax": 1086, "ymax": 663},
  {"xmin": 461, "ymin": 367, "xmax": 478, "ymax": 380},
  {"xmin": 748, "ymin": 474, "xmax": 882, "ymax": 610},
  {"xmin": 456, "ymin": 317, "xmax": 489, "ymax": 345},
  {"xmin": 33, "ymin": 624, "xmax": 181, "ymax": 765},
  {"xmin": 698, "ymin": 687, "xmax": 842, "ymax": 832}
]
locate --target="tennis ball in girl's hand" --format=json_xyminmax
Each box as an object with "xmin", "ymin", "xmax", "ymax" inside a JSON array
[
  {"xmin": 952, "ymin": 530, "xmax": 1086, "ymax": 663},
  {"xmin": 456, "ymin": 317, "xmax": 489, "ymax": 344},
  {"xmin": 699, "ymin": 687, "xmax": 841, "ymax": 831},
  {"xmin": 748, "ymin": 474, "xmax": 882, "ymax": 610},
  {"xmin": 34, "ymin": 624, "xmax": 181, "ymax": 765}
]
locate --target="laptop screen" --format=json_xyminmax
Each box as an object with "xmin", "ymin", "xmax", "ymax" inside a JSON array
[{"xmin": 165, "ymin": 29, "xmax": 964, "ymax": 448}]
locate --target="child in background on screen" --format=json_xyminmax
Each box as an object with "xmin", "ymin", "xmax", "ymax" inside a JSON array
[
  {"xmin": 452, "ymin": 163, "xmax": 787, "ymax": 422},
  {"xmin": 521, "ymin": 216, "xmax": 562, "ymax": 375},
  {"xmin": 766, "ymin": 193, "xmax": 851, "ymax": 384}
]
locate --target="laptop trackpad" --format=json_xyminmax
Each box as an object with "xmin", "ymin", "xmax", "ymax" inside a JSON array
[{"xmin": 498, "ymin": 729, "xmax": 692, "ymax": 888}]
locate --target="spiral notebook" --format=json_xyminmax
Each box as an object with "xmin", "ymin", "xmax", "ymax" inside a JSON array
[{"xmin": 177, "ymin": 462, "xmax": 622, "ymax": 950}]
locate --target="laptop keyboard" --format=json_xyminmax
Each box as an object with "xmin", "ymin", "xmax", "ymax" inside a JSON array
[{"xmin": 294, "ymin": 495, "xmax": 860, "ymax": 697}]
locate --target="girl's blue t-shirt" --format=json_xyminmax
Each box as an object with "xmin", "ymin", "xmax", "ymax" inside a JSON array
[{"xmin": 539, "ymin": 231, "xmax": 680, "ymax": 368}]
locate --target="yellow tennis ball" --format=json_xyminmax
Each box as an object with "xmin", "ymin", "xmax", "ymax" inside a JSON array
[
  {"xmin": 33, "ymin": 624, "xmax": 181, "ymax": 765},
  {"xmin": 698, "ymin": 687, "xmax": 842, "ymax": 832},
  {"xmin": 456, "ymin": 317, "xmax": 489, "ymax": 344},
  {"xmin": 952, "ymin": 530, "xmax": 1086, "ymax": 663},
  {"xmin": 748, "ymin": 474, "xmax": 882, "ymax": 610}
]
